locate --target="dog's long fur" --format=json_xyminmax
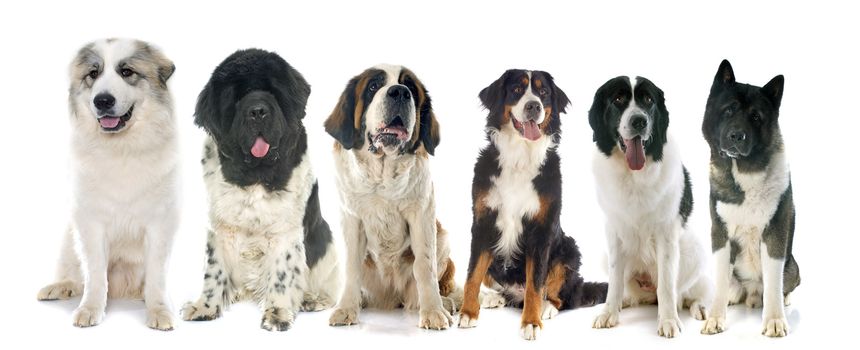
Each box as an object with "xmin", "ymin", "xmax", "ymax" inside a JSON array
[
  {"xmin": 588, "ymin": 76, "xmax": 712, "ymax": 338},
  {"xmin": 458, "ymin": 69, "xmax": 607, "ymax": 340},
  {"xmin": 181, "ymin": 49, "xmax": 340, "ymax": 331},
  {"xmin": 324, "ymin": 65, "xmax": 460, "ymax": 330},
  {"xmin": 700, "ymin": 60, "xmax": 799, "ymax": 337},
  {"xmin": 37, "ymin": 39, "xmax": 179, "ymax": 330}
]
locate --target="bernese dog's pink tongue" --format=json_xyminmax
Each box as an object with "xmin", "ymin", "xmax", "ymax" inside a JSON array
[
  {"xmin": 522, "ymin": 120, "xmax": 541, "ymax": 141},
  {"xmin": 251, "ymin": 136, "xmax": 270, "ymax": 158},
  {"xmin": 624, "ymin": 137, "xmax": 645, "ymax": 171},
  {"xmin": 99, "ymin": 117, "xmax": 120, "ymax": 129}
]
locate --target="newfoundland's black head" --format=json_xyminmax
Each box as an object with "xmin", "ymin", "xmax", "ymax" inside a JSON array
[
  {"xmin": 195, "ymin": 49, "xmax": 310, "ymax": 188},
  {"xmin": 479, "ymin": 69, "xmax": 570, "ymax": 143},
  {"xmin": 588, "ymin": 76, "xmax": 669, "ymax": 171},
  {"xmin": 703, "ymin": 60, "xmax": 784, "ymax": 170}
]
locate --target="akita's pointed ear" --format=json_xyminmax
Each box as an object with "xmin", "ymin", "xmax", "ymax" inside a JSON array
[
  {"xmin": 714, "ymin": 59, "xmax": 735, "ymax": 86},
  {"xmin": 762, "ymin": 74, "xmax": 785, "ymax": 110}
]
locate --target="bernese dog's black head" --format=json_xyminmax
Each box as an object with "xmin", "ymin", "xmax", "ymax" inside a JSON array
[
  {"xmin": 588, "ymin": 76, "xmax": 669, "ymax": 171},
  {"xmin": 324, "ymin": 64, "xmax": 439, "ymax": 156},
  {"xmin": 479, "ymin": 69, "xmax": 570, "ymax": 143},
  {"xmin": 194, "ymin": 49, "xmax": 310, "ymax": 187},
  {"xmin": 703, "ymin": 60, "xmax": 784, "ymax": 169}
]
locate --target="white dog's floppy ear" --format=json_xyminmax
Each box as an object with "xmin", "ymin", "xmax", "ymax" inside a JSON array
[{"xmin": 135, "ymin": 40, "xmax": 175, "ymax": 87}]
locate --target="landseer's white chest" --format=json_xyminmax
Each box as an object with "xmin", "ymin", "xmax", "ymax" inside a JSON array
[{"xmin": 484, "ymin": 129, "xmax": 553, "ymax": 259}]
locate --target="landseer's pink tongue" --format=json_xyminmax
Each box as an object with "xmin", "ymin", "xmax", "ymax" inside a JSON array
[
  {"xmin": 99, "ymin": 117, "xmax": 120, "ymax": 129},
  {"xmin": 522, "ymin": 120, "xmax": 541, "ymax": 141},
  {"xmin": 251, "ymin": 136, "xmax": 270, "ymax": 158},
  {"xmin": 623, "ymin": 136, "xmax": 645, "ymax": 171}
]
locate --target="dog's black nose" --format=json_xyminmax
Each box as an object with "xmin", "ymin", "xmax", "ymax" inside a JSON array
[
  {"xmin": 93, "ymin": 93, "xmax": 115, "ymax": 111},
  {"xmin": 631, "ymin": 115, "xmax": 648, "ymax": 131},
  {"xmin": 524, "ymin": 101, "xmax": 542, "ymax": 120},
  {"xmin": 729, "ymin": 130, "xmax": 747, "ymax": 142},
  {"xmin": 250, "ymin": 106, "xmax": 268, "ymax": 119},
  {"xmin": 387, "ymin": 85, "xmax": 411, "ymax": 102}
]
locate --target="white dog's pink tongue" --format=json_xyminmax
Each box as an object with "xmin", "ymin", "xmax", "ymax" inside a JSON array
[
  {"xmin": 99, "ymin": 117, "xmax": 120, "ymax": 129},
  {"xmin": 624, "ymin": 136, "xmax": 645, "ymax": 171},
  {"xmin": 522, "ymin": 120, "xmax": 541, "ymax": 141},
  {"xmin": 251, "ymin": 136, "xmax": 270, "ymax": 158}
]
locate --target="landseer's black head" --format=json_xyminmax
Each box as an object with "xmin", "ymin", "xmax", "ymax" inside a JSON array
[
  {"xmin": 479, "ymin": 69, "xmax": 570, "ymax": 143},
  {"xmin": 588, "ymin": 76, "xmax": 669, "ymax": 171},
  {"xmin": 195, "ymin": 49, "xmax": 310, "ymax": 188},
  {"xmin": 703, "ymin": 60, "xmax": 784, "ymax": 169},
  {"xmin": 324, "ymin": 64, "xmax": 439, "ymax": 156}
]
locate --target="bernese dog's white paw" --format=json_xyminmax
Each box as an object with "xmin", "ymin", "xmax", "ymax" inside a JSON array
[
  {"xmin": 418, "ymin": 306, "xmax": 452, "ymax": 330},
  {"xmin": 329, "ymin": 306, "xmax": 359, "ymax": 326},
  {"xmin": 541, "ymin": 300, "xmax": 559, "ymax": 320},
  {"xmin": 762, "ymin": 317, "xmax": 789, "ymax": 337},
  {"xmin": 520, "ymin": 323, "xmax": 541, "ymax": 341},
  {"xmin": 657, "ymin": 317, "xmax": 682, "ymax": 338},
  {"xmin": 458, "ymin": 313, "xmax": 478, "ymax": 328},
  {"xmin": 592, "ymin": 310, "xmax": 619, "ymax": 329}
]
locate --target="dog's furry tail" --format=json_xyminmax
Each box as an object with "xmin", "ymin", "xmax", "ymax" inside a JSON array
[{"xmin": 570, "ymin": 281, "xmax": 608, "ymax": 309}]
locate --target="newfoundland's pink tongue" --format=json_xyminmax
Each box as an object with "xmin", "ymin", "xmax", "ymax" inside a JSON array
[
  {"xmin": 99, "ymin": 117, "xmax": 120, "ymax": 129},
  {"xmin": 522, "ymin": 120, "xmax": 541, "ymax": 141},
  {"xmin": 623, "ymin": 136, "xmax": 645, "ymax": 171},
  {"xmin": 251, "ymin": 136, "xmax": 270, "ymax": 158}
]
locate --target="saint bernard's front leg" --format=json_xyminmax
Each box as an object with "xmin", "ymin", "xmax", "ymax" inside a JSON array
[
  {"xmin": 406, "ymin": 206, "xmax": 452, "ymax": 330},
  {"xmin": 261, "ymin": 231, "xmax": 308, "ymax": 331},
  {"xmin": 329, "ymin": 212, "xmax": 364, "ymax": 326}
]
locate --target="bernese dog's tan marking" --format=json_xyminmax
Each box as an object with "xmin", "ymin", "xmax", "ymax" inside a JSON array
[{"xmin": 460, "ymin": 252, "xmax": 493, "ymax": 321}]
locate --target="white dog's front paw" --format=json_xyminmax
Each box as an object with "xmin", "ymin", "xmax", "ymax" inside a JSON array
[
  {"xmin": 657, "ymin": 317, "xmax": 682, "ymax": 338},
  {"xmin": 181, "ymin": 301, "xmax": 221, "ymax": 321},
  {"xmin": 541, "ymin": 300, "xmax": 559, "ymax": 320},
  {"xmin": 146, "ymin": 307, "xmax": 174, "ymax": 331},
  {"xmin": 72, "ymin": 305, "xmax": 104, "ymax": 328},
  {"xmin": 701, "ymin": 315, "xmax": 726, "ymax": 335},
  {"xmin": 762, "ymin": 317, "xmax": 789, "ymax": 337},
  {"xmin": 689, "ymin": 301, "xmax": 708, "ymax": 321},
  {"xmin": 520, "ymin": 323, "xmax": 541, "ymax": 341},
  {"xmin": 37, "ymin": 281, "xmax": 81, "ymax": 301},
  {"xmin": 592, "ymin": 310, "xmax": 619, "ymax": 329},
  {"xmin": 419, "ymin": 306, "xmax": 452, "ymax": 330},
  {"xmin": 329, "ymin": 307, "xmax": 359, "ymax": 326},
  {"xmin": 260, "ymin": 307, "xmax": 295, "ymax": 332},
  {"xmin": 480, "ymin": 290, "xmax": 506, "ymax": 309}
]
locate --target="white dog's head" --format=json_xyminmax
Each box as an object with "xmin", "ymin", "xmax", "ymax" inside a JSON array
[{"xmin": 69, "ymin": 39, "xmax": 175, "ymax": 135}]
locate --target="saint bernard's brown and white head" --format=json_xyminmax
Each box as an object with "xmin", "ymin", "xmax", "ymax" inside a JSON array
[{"xmin": 324, "ymin": 64, "xmax": 440, "ymax": 156}]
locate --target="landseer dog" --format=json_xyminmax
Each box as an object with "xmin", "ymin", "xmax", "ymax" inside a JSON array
[
  {"xmin": 589, "ymin": 76, "xmax": 712, "ymax": 338},
  {"xmin": 700, "ymin": 60, "xmax": 799, "ymax": 337},
  {"xmin": 458, "ymin": 69, "xmax": 607, "ymax": 340},
  {"xmin": 37, "ymin": 39, "xmax": 179, "ymax": 330},
  {"xmin": 324, "ymin": 65, "xmax": 459, "ymax": 330},
  {"xmin": 181, "ymin": 49, "xmax": 340, "ymax": 331}
]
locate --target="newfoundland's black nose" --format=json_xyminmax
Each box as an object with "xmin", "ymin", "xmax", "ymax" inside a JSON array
[
  {"xmin": 249, "ymin": 106, "xmax": 268, "ymax": 119},
  {"xmin": 387, "ymin": 85, "xmax": 411, "ymax": 102},
  {"xmin": 631, "ymin": 114, "xmax": 648, "ymax": 131},
  {"xmin": 93, "ymin": 93, "xmax": 115, "ymax": 111}
]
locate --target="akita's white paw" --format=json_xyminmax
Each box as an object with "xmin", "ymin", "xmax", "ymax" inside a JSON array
[
  {"xmin": 541, "ymin": 300, "xmax": 559, "ymax": 320},
  {"xmin": 72, "ymin": 305, "xmax": 104, "ymax": 328},
  {"xmin": 657, "ymin": 317, "xmax": 681, "ymax": 338},
  {"xmin": 37, "ymin": 281, "xmax": 81, "ymax": 301},
  {"xmin": 328, "ymin": 307, "xmax": 359, "ymax": 326},
  {"xmin": 592, "ymin": 310, "xmax": 619, "ymax": 329},
  {"xmin": 521, "ymin": 323, "xmax": 541, "ymax": 341},
  {"xmin": 762, "ymin": 317, "xmax": 789, "ymax": 337},
  {"xmin": 701, "ymin": 315, "xmax": 726, "ymax": 335},
  {"xmin": 146, "ymin": 307, "xmax": 174, "ymax": 331}
]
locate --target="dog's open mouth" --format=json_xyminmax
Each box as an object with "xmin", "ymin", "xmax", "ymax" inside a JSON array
[
  {"xmin": 619, "ymin": 135, "xmax": 646, "ymax": 171},
  {"xmin": 373, "ymin": 116, "xmax": 409, "ymax": 147},
  {"xmin": 98, "ymin": 106, "xmax": 133, "ymax": 132},
  {"xmin": 512, "ymin": 118, "xmax": 541, "ymax": 141}
]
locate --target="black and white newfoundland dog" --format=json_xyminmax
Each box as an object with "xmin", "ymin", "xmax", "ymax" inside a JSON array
[
  {"xmin": 589, "ymin": 76, "xmax": 711, "ymax": 338},
  {"xmin": 181, "ymin": 49, "xmax": 341, "ymax": 331},
  {"xmin": 458, "ymin": 69, "xmax": 607, "ymax": 340}
]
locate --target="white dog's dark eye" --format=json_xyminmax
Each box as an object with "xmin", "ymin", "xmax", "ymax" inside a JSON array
[
  {"xmin": 121, "ymin": 68, "xmax": 134, "ymax": 77},
  {"xmin": 88, "ymin": 70, "xmax": 98, "ymax": 79}
]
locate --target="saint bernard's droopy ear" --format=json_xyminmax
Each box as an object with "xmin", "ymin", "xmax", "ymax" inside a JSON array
[
  {"xmin": 324, "ymin": 72, "xmax": 369, "ymax": 150},
  {"xmin": 402, "ymin": 68, "xmax": 440, "ymax": 155}
]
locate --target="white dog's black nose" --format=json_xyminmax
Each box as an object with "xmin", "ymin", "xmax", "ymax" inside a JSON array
[
  {"xmin": 631, "ymin": 114, "xmax": 648, "ymax": 131},
  {"xmin": 387, "ymin": 85, "xmax": 411, "ymax": 102},
  {"xmin": 94, "ymin": 93, "xmax": 116, "ymax": 111}
]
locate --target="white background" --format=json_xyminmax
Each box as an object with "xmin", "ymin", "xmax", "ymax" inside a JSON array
[{"xmin": 1, "ymin": 0, "xmax": 857, "ymax": 349}]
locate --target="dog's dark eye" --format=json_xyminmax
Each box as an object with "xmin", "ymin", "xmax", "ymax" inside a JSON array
[
  {"xmin": 88, "ymin": 70, "xmax": 98, "ymax": 79},
  {"xmin": 539, "ymin": 88, "xmax": 548, "ymax": 96},
  {"xmin": 751, "ymin": 112, "xmax": 761, "ymax": 123},
  {"xmin": 642, "ymin": 95, "xmax": 652, "ymax": 105},
  {"xmin": 369, "ymin": 82, "xmax": 380, "ymax": 92},
  {"xmin": 514, "ymin": 87, "xmax": 524, "ymax": 94},
  {"xmin": 614, "ymin": 96, "xmax": 624, "ymax": 104},
  {"xmin": 120, "ymin": 68, "xmax": 134, "ymax": 77},
  {"xmin": 724, "ymin": 108, "xmax": 734, "ymax": 117}
]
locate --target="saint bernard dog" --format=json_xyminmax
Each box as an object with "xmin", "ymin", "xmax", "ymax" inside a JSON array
[
  {"xmin": 700, "ymin": 60, "xmax": 800, "ymax": 337},
  {"xmin": 458, "ymin": 69, "xmax": 607, "ymax": 341},
  {"xmin": 181, "ymin": 49, "xmax": 341, "ymax": 331},
  {"xmin": 324, "ymin": 64, "xmax": 460, "ymax": 330},
  {"xmin": 37, "ymin": 38, "xmax": 179, "ymax": 330},
  {"xmin": 588, "ymin": 76, "xmax": 712, "ymax": 338}
]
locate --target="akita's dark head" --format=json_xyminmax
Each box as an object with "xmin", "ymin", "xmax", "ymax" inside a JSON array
[{"xmin": 703, "ymin": 60, "xmax": 785, "ymax": 167}]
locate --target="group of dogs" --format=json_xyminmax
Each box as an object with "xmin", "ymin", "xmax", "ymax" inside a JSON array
[{"xmin": 36, "ymin": 38, "xmax": 800, "ymax": 340}]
